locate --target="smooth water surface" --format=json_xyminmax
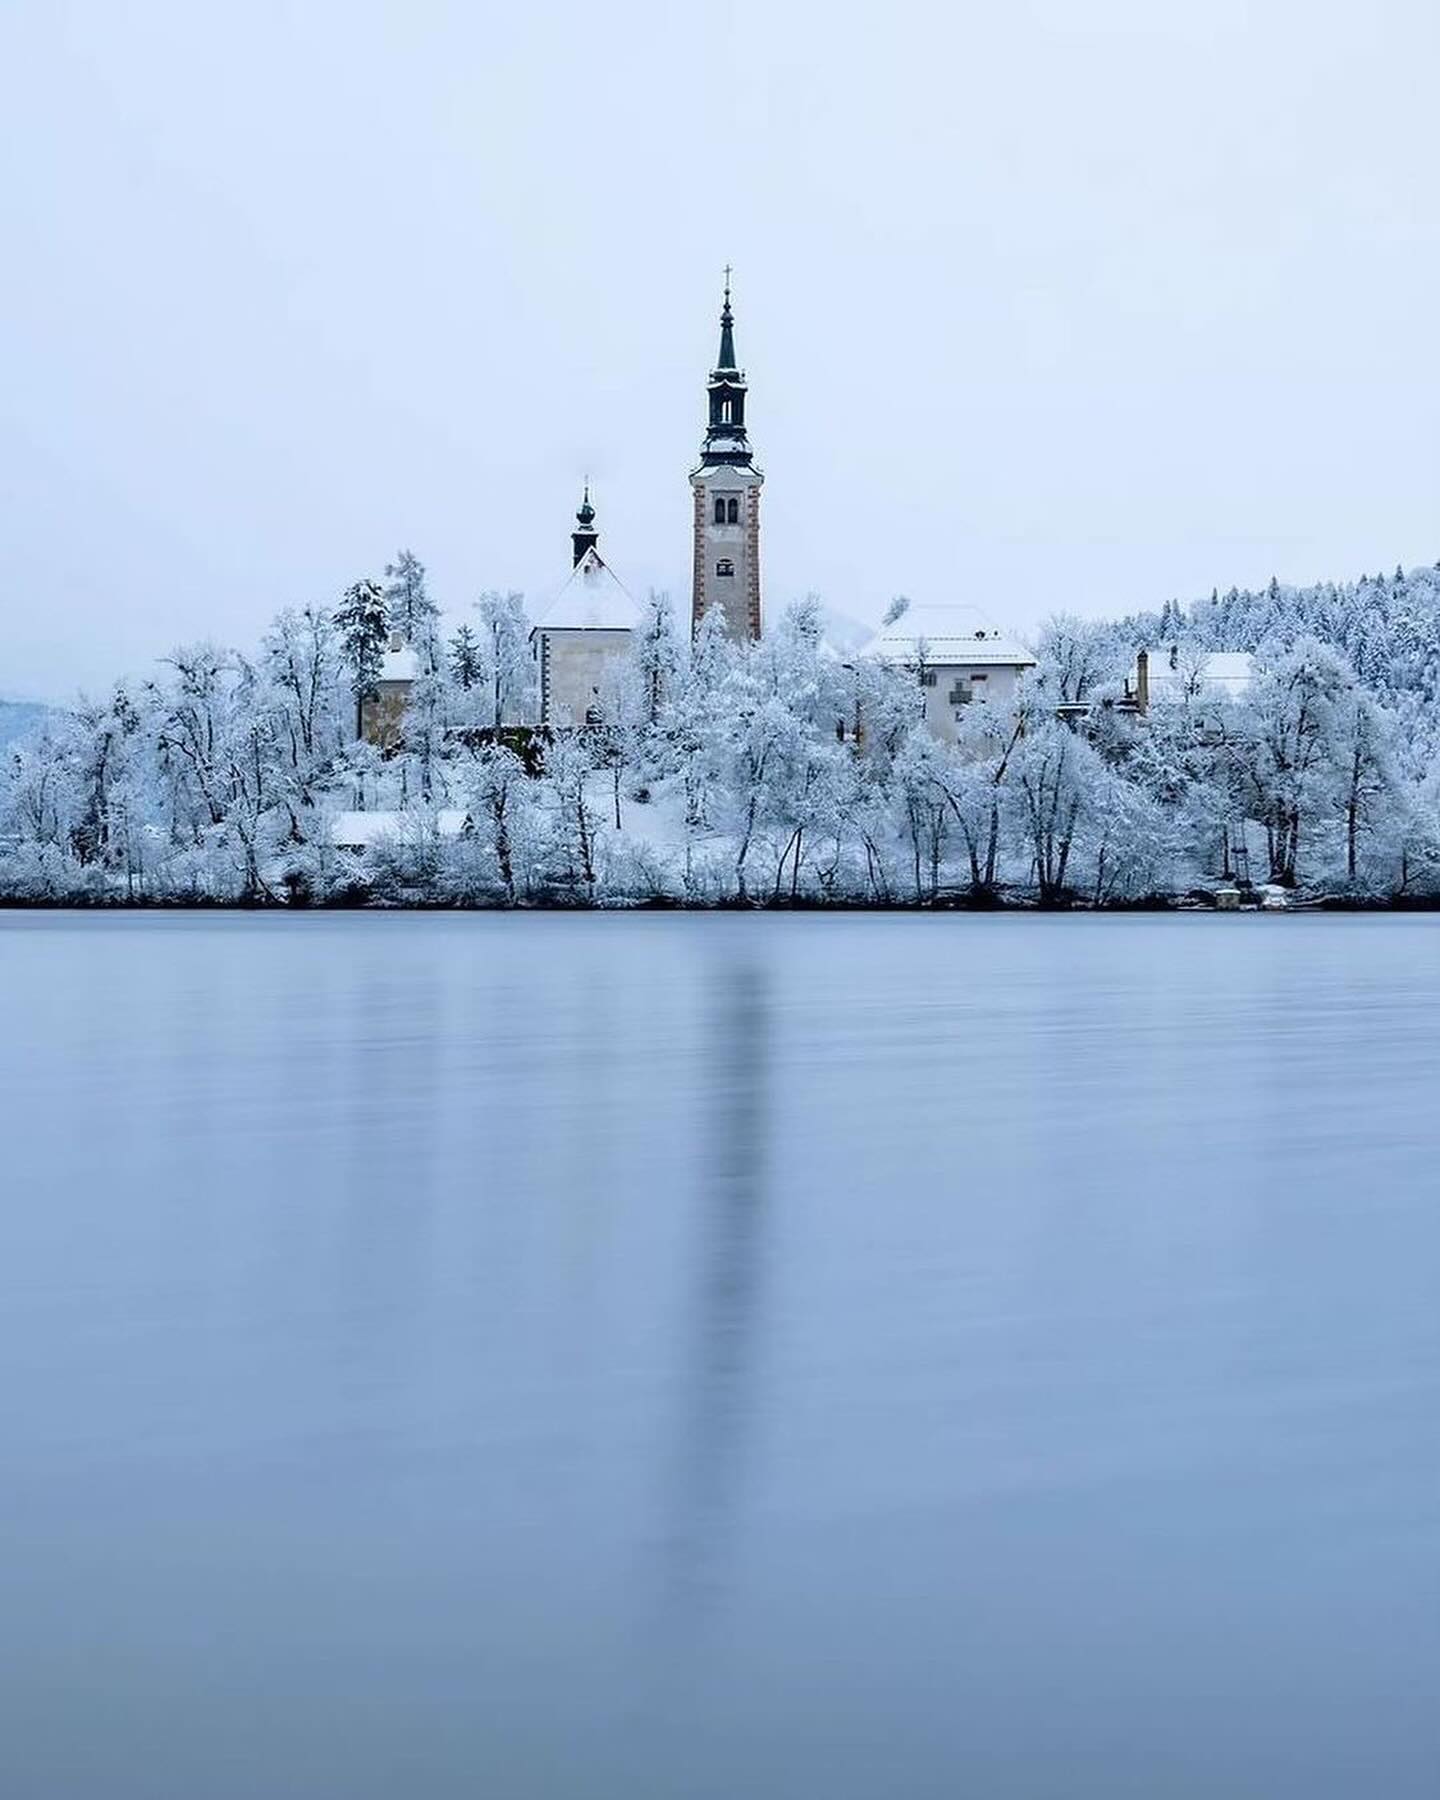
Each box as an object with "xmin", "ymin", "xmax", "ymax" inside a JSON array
[{"xmin": 1, "ymin": 912, "xmax": 1437, "ymax": 1798}]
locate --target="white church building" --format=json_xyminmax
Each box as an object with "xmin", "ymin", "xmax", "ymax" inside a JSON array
[{"xmin": 530, "ymin": 488, "xmax": 643, "ymax": 725}]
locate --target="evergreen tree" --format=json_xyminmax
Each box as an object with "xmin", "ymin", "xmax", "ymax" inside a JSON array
[
  {"xmin": 448, "ymin": 623, "xmax": 483, "ymax": 690},
  {"xmin": 383, "ymin": 549, "xmax": 438, "ymax": 646},
  {"xmin": 334, "ymin": 579, "xmax": 389, "ymax": 736}
]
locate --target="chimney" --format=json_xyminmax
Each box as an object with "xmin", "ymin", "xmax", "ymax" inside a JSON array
[
  {"xmin": 1135, "ymin": 649, "xmax": 1150, "ymax": 713},
  {"xmin": 388, "ymin": 631, "xmax": 404, "ymax": 653}
]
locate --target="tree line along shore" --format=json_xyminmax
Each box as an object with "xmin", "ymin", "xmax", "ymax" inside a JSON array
[{"xmin": 6, "ymin": 556, "xmax": 1440, "ymax": 910}]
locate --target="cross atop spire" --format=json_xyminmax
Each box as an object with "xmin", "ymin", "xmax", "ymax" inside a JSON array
[{"xmin": 716, "ymin": 268, "xmax": 738, "ymax": 374}]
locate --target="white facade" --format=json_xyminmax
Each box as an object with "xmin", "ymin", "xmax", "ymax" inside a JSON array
[
  {"xmin": 531, "ymin": 546, "xmax": 642, "ymax": 725},
  {"xmin": 863, "ymin": 603, "xmax": 1037, "ymax": 743}
]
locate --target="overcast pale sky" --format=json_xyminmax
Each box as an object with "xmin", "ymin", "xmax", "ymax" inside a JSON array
[{"xmin": 3, "ymin": 0, "xmax": 1438, "ymax": 698}]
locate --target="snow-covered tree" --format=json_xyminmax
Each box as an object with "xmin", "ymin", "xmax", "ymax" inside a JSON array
[
  {"xmin": 1230, "ymin": 637, "xmax": 1355, "ymax": 885},
  {"xmin": 261, "ymin": 606, "xmax": 347, "ymax": 832},
  {"xmin": 1008, "ymin": 718, "xmax": 1108, "ymax": 902},
  {"xmin": 475, "ymin": 590, "xmax": 533, "ymax": 732},
  {"xmin": 633, "ymin": 590, "xmax": 684, "ymax": 731},
  {"xmin": 383, "ymin": 549, "xmax": 438, "ymax": 646},
  {"xmin": 892, "ymin": 725, "xmax": 953, "ymax": 901},
  {"xmin": 448, "ymin": 623, "xmax": 484, "ymax": 691},
  {"xmin": 542, "ymin": 730, "xmax": 599, "ymax": 900},
  {"xmin": 461, "ymin": 744, "xmax": 540, "ymax": 904},
  {"xmin": 399, "ymin": 653, "xmax": 453, "ymax": 805},
  {"xmin": 334, "ymin": 579, "xmax": 388, "ymax": 736},
  {"xmin": 1034, "ymin": 614, "xmax": 1124, "ymax": 707},
  {"xmin": 1334, "ymin": 688, "xmax": 1401, "ymax": 885}
]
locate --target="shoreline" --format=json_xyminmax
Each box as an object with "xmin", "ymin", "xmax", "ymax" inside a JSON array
[{"xmin": 6, "ymin": 893, "xmax": 1439, "ymax": 915}]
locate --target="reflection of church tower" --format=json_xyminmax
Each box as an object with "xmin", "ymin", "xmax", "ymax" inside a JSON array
[{"xmin": 690, "ymin": 272, "xmax": 764, "ymax": 639}]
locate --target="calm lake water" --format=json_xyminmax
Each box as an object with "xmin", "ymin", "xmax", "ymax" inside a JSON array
[{"xmin": 1, "ymin": 912, "xmax": 1438, "ymax": 1798}]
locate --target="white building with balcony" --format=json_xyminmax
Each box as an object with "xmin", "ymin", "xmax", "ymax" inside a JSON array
[{"xmin": 862, "ymin": 603, "xmax": 1037, "ymax": 742}]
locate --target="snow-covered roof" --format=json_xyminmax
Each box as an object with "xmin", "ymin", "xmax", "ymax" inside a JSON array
[
  {"xmin": 380, "ymin": 642, "xmax": 419, "ymax": 682},
  {"xmin": 329, "ymin": 809, "xmax": 470, "ymax": 849},
  {"xmin": 691, "ymin": 446, "xmax": 760, "ymax": 475},
  {"xmin": 1139, "ymin": 647, "xmax": 1255, "ymax": 699},
  {"xmin": 533, "ymin": 548, "xmax": 643, "ymax": 633},
  {"xmin": 863, "ymin": 602, "xmax": 1036, "ymax": 670},
  {"xmin": 813, "ymin": 602, "xmax": 875, "ymax": 659}
]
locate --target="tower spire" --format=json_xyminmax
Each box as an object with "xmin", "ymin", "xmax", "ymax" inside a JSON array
[
  {"xmin": 700, "ymin": 271, "xmax": 750, "ymax": 466},
  {"xmin": 716, "ymin": 265, "xmax": 737, "ymax": 373}
]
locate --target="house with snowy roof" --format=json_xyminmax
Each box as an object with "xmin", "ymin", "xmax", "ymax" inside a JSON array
[
  {"xmin": 1128, "ymin": 644, "xmax": 1256, "ymax": 712},
  {"xmin": 530, "ymin": 487, "xmax": 643, "ymax": 725},
  {"xmin": 862, "ymin": 601, "xmax": 1037, "ymax": 743},
  {"xmin": 360, "ymin": 633, "xmax": 423, "ymax": 751}
]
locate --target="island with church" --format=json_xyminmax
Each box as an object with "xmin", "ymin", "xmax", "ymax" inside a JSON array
[{"xmin": 3, "ymin": 279, "xmax": 1440, "ymax": 908}]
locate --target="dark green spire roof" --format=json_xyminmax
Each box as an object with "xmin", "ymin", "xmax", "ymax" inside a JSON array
[
  {"xmin": 697, "ymin": 268, "xmax": 758, "ymax": 470},
  {"xmin": 716, "ymin": 267, "xmax": 737, "ymax": 372}
]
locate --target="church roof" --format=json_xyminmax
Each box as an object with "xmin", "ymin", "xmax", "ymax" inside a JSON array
[
  {"xmin": 863, "ymin": 602, "xmax": 1036, "ymax": 669},
  {"xmin": 379, "ymin": 641, "xmax": 419, "ymax": 682},
  {"xmin": 533, "ymin": 547, "xmax": 643, "ymax": 633}
]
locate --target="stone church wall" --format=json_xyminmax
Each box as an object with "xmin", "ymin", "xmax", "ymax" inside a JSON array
[{"xmin": 537, "ymin": 628, "xmax": 633, "ymax": 725}]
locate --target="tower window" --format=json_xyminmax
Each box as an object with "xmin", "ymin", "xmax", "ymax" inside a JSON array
[
  {"xmin": 726, "ymin": 497, "xmax": 739, "ymax": 524},
  {"xmin": 713, "ymin": 497, "xmax": 726, "ymax": 525},
  {"xmin": 721, "ymin": 399, "xmax": 733, "ymax": 424},
  {"xmin": 716, "ymin": 558, "xmax": 735, "ymax": 578}
]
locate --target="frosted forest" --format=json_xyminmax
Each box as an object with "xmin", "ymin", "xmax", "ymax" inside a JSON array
[{"xmin": 7, "ymin": 555, "xmax": 1440, "ymax": 908}]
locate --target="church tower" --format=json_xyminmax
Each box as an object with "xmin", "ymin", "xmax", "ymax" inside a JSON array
[{"xmin": 690, "ymin": 272, "xmax": 764, "ymax": 638}]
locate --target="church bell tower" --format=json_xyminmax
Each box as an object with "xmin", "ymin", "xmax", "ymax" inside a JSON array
[{"xmin": 690, "ymin": 271, "xmax": 764, "ymax": 638}]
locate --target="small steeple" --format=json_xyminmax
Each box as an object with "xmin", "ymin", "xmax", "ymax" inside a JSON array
[{"xmin": 571, "ymin": 481, "xmax": 599, "ymax": 567}]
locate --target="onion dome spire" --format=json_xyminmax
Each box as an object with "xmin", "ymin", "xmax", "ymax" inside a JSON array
[{"xmin": 571, "ymin": 480, "xmax": 600, "ymax": 567}]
